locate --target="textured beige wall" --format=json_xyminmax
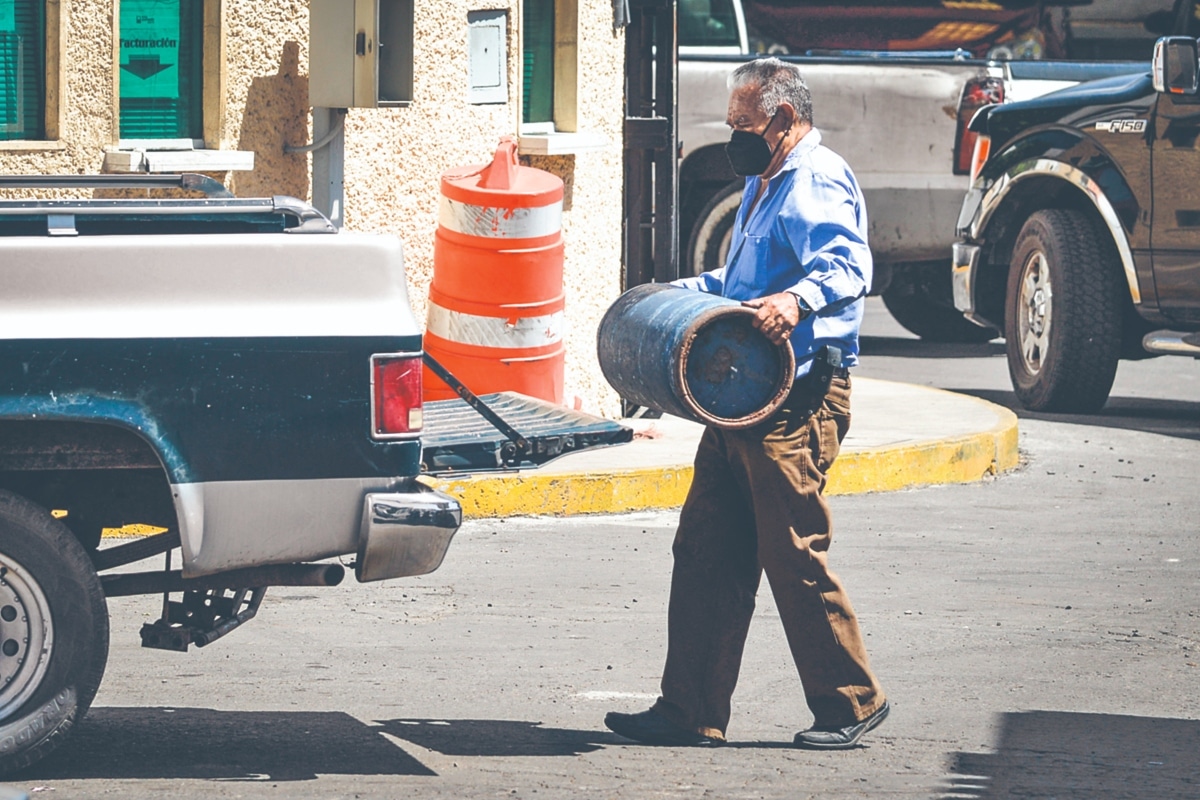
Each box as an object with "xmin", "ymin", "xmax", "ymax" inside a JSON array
[{"xmin": 0, "ymin": 0, "xmax": 625, "ymax": 416}]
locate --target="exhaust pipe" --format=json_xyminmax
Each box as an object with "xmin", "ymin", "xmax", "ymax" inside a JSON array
[
  {"xmin": 1142, "ymin": 330, "xmax": 1200, "ymax": 357},
  {"xmin": 102, "ymin": 562, "xmax": 345, "ymax": 598}
]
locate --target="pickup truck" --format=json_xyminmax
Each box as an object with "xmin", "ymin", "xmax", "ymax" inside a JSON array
[
  {"xmin": 952, "ymin": 28, "xmax": 1200, "ymax": 413},
  {"xmin": 677, "ymin": 0, "xmax": 1149, "ymax": 341},
  {"xmin": 0, "ymin": 175, "xmax": 629, "ymax": 773}
]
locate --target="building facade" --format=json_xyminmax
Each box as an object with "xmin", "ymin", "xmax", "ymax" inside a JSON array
[{"xmin": 0, "ymin": 0, "xmax": 625, "ymax": 414}]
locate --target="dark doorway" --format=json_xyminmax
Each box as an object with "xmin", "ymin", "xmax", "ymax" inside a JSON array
[{"xmin": 623, "ymin": 0, "xmax": 679, "ymax": 290}]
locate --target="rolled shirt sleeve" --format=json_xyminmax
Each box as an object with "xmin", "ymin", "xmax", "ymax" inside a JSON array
[{"xmin": 783, "ymin": 171, "xmax": 871, "ymax": 315}]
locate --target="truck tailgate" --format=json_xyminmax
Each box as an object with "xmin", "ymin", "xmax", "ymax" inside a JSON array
[{"xmin": 421, "ymin": 392, "xmax": 632, "ymax": 474}]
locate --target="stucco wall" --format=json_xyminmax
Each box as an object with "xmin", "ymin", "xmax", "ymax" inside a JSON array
[
  {"xmin": 1, "ymin": 0, "xmax": 625, "ymax": 417},
  {"xmin": 228, "ymin": 0, "xmax": 626, "ymax": 416}
]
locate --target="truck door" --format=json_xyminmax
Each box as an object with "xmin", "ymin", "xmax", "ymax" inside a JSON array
[
  {"xmin": 1150, "ymin": 0, "xmax": 1200, "ymax": 324},
  {"xmin": 1151, "ymin": 89, "xmax": 1200, "ymax": 324}
]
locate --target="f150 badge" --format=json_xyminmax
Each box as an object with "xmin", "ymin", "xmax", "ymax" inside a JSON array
[{"xmin": 1095, "ymin": 120, "xmax": 1147, "ymax": 133}]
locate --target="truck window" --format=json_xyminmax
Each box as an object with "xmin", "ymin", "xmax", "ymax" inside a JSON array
[
  {"xmin": 1071, "ymin": 0, "xmax": 1199, "ymax": 61},
  {"xmin": 679, "ymin": 0, "xmax": 740, "ymax": 49},
  {"xmin": 740, "ymin": 1, "xmax": 1053, "ymax": 57}
]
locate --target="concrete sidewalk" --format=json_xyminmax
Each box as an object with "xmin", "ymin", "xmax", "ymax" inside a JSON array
[{"xmin": 427, "ymin": 378, "xmax": 1019, "ymax": 518}]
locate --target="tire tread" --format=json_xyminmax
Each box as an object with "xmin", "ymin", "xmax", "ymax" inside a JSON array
[
  {"xmin": 1006, "ymin": 208, "xmax": 1124, "ymax": 412},
  {"xmin": 0, "ymin": 490, "xmax": 109, "ymax": 775}
]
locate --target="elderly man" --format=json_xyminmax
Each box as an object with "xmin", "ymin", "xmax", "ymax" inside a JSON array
[{"xmin": 605, "ymin": 58, "xmax": 888, "ymax": 749}]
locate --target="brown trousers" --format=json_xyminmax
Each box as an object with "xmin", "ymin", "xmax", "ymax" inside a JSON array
[{"xmin": 652, "ymin": 375, "xmax": 885, "ymax": 740}]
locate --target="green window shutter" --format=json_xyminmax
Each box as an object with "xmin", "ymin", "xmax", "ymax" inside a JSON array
[
  {"xmin": 119, "ymin": 0, "xmax": 203, "ymax": 139},
  {"xmin": 0, "ymin": 0, "xmax": 46, "ymax": 141},
  {"xmin": 522, "ymin": 0, "xmax": 554, "ymax": 125}
]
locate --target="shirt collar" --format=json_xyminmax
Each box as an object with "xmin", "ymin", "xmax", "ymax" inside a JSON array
[{"xmin": 778, "ymin": 127, "xmax": 822, "ymax": 173}]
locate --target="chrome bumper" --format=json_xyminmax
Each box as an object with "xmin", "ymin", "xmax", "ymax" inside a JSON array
[
  {"xmin": 356, "ymin": 485, "xmax": 462, "ymax": 582},
  {"xmin": 951, "ymin": 242, "xmax": 982, "ymax": 316}
]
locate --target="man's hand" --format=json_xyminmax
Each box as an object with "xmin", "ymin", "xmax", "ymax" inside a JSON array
[{"xmin": 743, "ymin": 292, "xmax": 808, "ymax": 345}]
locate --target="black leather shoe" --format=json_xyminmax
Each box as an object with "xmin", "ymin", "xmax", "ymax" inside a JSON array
[
  {"xmin": 793, "ymin": 701, "xmax": 889, "ymax": 750},
  {"xmin": 604, "ymin": 708, "xmax": 722, "ymax": 746}
]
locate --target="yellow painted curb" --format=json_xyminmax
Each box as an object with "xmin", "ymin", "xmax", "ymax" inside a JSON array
[
  {"xmin": 430, "ymin": 392, "xmax": 1019, "ymax": 518},
  {"xmin": 827, "ymin": 397, "xmax": 1019, "ymax": 496}
]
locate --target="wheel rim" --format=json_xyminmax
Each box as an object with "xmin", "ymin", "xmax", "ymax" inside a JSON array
[
  {"xmin": 0, "ymin": 554, "xmax": 54, "ymax": 720},
  {"xmin": 1016, "ymin": 249, "xmax": 1053, "ymax": 375}
]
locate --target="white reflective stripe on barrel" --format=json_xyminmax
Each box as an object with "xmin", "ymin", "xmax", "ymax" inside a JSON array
[
  {"xmin": 427, "ymin": 301, "xmax": 564, "ymax": 349},
  {"xmin": 438, "ymin": 195, "xmax": 562, "ymax": 239}
]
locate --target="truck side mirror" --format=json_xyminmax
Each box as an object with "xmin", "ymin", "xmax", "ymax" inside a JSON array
[{"xmin": 1153, "ymin": 37, "xmax": 1200, "ymax": 96}]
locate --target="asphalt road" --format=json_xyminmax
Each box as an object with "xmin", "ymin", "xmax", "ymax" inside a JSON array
[{"xmin": 13, "ymin": 299, "xmax": 1200, "ymax": 799}]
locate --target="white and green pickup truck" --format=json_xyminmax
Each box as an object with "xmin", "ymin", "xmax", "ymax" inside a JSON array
[
  {"xmin": 677, "ymin": 0, "xmax": 1147, "ymax": 341},
  {"xmin": 0, "ymin": 174, "xmax": 629, "ymax": 773}
]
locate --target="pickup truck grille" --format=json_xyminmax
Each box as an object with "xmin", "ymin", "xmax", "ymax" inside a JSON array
[{"xmin": 421, "ymin": 392, "xmax": 631, "ymax": 474}]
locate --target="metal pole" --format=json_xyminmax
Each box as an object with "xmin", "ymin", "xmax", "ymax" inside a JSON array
[{"xmin": 311, "ymin": 107, "xmax": 346, "ymax": 229}]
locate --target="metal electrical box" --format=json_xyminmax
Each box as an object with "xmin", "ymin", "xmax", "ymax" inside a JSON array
[
  {"xmin": 310, "ymin": 0, "xmax": 414, "ymax": 108},
  {"xmin": 467, "ymin": 10, "xmax": 508, "ymax": 104}
]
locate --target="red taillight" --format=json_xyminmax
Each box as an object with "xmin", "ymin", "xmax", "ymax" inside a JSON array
[
  {"xmin": 954, "ymin": 77, "xmax": 1004, "ymax": 176},
  {"xmin": 371, "ymin": 353, "xmax": 423, "ymax": 438}
]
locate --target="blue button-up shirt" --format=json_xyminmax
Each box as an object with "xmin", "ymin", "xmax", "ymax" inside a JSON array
[{"xmin": 674, "ymin": 129, "xmax": 872, "ymax": 377}]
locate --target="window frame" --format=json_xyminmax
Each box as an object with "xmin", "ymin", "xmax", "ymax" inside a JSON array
[
  {"xmin": 0, "ymin": 0, "xmax": 64, "ymax": 149},
  {"xmin": 113, "ymin": 0, "xmax": 210, "ymax": 144},
  {"xmin": 110, "ymin": 0, "xmax": 225, "ymax": 149},
  {"xmin": 520, "ymin": 0, "xmax": 577, "ymax": 134},
  {"xmin": 517, "ymin": 0, "xmax": 606, "ymax": 154}
]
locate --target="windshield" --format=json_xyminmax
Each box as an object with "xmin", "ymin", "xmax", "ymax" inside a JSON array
[
  {"xmin": 741, "ymin": 1, "xmax": 1065, "ymax": 57},
  {"xmin": 680, "ymin": 0, "xmax": 742, "ymax": 48},
  {"xmin": 1071, "ymin": 0, "xmax": 1199, "ymax": 60}
]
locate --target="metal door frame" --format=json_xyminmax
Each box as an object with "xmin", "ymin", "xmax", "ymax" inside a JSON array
[{"xmin": 623, "ymin": 0, "xmax": 679, "ymax": 290}]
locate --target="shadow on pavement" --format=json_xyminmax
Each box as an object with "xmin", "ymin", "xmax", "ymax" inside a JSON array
[
  {"xmin": 378, "ymin": 718, "xmax": 619, "ymax": 756},
  {"xmin": 859, "ymin": 335, "xmax": 1005, "ymax": 360},
  {"xmin": 23, "ymin": 706, "xmax": 435, "ymax": 781},
  {"xmin": 380, "ymin": 718, "xmax": 816, "ymax": 753},
  {"xmin": 960, "ymin": 388, "xmax": 1200, "ymax": 441},
  {"xmin": 937, "ymin": 710, "xmax": 1200, "ymax": 799}
]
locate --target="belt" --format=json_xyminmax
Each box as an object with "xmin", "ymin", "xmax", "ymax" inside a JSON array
[{"xmin": 784, "ymin": 366, "xmax": 848, "ymax": 407}]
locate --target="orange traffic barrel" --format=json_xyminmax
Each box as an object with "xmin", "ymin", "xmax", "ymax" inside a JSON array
[{"xmin": 424, "ymin": 137, "xmax": 566, "ymax": 403}]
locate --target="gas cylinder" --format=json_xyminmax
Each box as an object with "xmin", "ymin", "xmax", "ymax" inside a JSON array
[{"xmin": 597, "ymin": 284, "xmax": 795, "ymax": 428}]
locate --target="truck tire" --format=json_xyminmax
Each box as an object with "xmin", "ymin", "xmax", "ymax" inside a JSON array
[
  {"xmin": 1004, "ymin": 209, "xmax": 1123, "ymax": 413},
  {"xmin": 684, "ymin": 181, "xmax": 742, "ymax": 277},
  {"xmin": 881, "ymin": 264, "xmax": 999, "ymax": 343},
  {"xmin": 0, "ymin": 490, "xmax": 108, "ymax": 774}
]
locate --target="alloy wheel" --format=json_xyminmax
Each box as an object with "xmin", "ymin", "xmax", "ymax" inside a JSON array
[{"xmin": 1017, "ymin": 250, "xmax": 1053, "ymax": 376}]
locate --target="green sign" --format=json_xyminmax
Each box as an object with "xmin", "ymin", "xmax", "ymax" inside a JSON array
[
  {"xmin": 120, "ymin": 0, "xmax": 180, "ymax": 100},
  {"xmin": 0, "ymin": 2, "xmax": 15, "ymax": 31}
]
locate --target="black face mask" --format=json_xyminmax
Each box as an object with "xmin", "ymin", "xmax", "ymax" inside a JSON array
[{"xmin": 725, "ymin": 110, "xmax": 784, "ymax": 177}]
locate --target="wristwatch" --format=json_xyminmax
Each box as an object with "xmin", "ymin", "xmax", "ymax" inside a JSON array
[{"xmin": 793, "ymin": 293, "xmax": 812, "ymax": 320}]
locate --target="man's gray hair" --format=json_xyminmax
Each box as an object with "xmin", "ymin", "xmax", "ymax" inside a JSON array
[{"xmin": 728, "ymin": 57, "xmax": 814, "ymax": 125}]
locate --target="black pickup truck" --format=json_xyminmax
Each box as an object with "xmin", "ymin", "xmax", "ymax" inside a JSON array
[
  {"xmin": 952, "ymin": 24, "xmax": 1200, "ymax": 412},
  {"xmin": 0, "ymin": 175, "xmax": 628, "ymax": 773}
]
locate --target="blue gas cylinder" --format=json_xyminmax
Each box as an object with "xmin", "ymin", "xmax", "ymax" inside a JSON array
[{"xmin": 597, "ymin": 284, "xmax": 795, "ymax": 428}]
